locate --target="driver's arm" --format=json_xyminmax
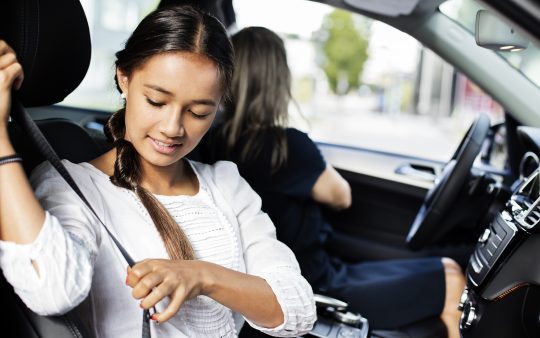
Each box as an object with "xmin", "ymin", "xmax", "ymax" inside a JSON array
[{"xmin": 311, "ymin": 164, "xmax": 352, "ymax": 210}]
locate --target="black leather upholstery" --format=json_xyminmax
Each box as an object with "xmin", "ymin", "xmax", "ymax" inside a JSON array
[
  {"xmin": 0, "ymin": 0, "xmax": 91, "ymax": 107},
  {"xmin": 0, "ymin": 273, "xmax": 89, "ymax": 338}
]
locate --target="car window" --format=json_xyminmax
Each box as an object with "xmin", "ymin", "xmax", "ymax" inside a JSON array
[
  {"xmin": 62, "ymin": 0, "xmax": 507, "ymax": 169},
  {"xmin": 60, "ymin": 0, "xmax": 157, "ymax": 111},
  {"xmin": 233, "ymin": 0, "xmax": 506, "ymax": 167}
]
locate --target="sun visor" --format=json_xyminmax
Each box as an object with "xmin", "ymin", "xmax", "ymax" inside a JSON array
[{"xmin": 0, "ymin": 0, "xmax": 91, "ymax": 107}]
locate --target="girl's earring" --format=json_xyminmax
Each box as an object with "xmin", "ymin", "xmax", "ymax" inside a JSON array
[{"xmin": 121, "ymin": 93, "xmax": 126, "ymax": 99}]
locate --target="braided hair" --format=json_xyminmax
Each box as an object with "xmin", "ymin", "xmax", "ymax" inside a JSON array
[{"xmin": 104, "ymin": 5, "xmax": 234, "ymax": 260}]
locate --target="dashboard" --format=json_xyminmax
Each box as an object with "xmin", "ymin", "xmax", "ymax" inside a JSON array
[{"xmin": 459, "ymin": 128, "xmax": 540, "ymax": 337}]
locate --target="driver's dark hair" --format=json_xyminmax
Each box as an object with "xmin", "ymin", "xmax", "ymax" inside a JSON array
[
  {"xmin": 104, "ymin": 5, "xmax": 234, "ymax": 261},
  {"xmin": 217, "ymin": 26, "xmax": 290, "ymax": 172}
]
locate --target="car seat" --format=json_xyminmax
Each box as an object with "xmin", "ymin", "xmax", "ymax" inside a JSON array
[{"xmin": 0, "ymin": 0, "xmax": 97, "ymax": 336}]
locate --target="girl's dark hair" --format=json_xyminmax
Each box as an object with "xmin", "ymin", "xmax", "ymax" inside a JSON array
[
  {"xmin": 218, "ymin": 27, "xmax": 291, "ymax": 172},
  {"xmin": 104, "ymin": 5, "xmax": 234, "ymax": 261}
]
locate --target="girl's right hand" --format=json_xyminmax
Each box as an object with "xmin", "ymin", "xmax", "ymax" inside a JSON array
[{"xmin": 0, "ymin": 40, "xmax": 24, "ymax": 128}]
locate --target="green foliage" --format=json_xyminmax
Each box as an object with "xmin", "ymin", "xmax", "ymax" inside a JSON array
[{"xmin": 320, "ymin": 10, "xmax": 369, "ymax": 95}]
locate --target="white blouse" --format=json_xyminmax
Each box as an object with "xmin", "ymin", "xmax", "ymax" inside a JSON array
[{"xmin": 0, "ymin": 159, "xmax": 316, "ymax": 337}]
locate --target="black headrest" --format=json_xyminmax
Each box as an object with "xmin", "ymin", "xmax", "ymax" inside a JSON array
[{"xmin": 0, "ymin": 0, "xmax": 91, "ymax": 107}]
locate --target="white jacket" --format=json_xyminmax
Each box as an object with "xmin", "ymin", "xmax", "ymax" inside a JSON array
[{"xmin": 0, "ymin": 159, "xmax": 316, "ymax": 337}]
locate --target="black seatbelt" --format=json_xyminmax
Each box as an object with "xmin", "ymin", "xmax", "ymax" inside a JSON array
[{"xmin": 11, "ymin": 97, "xmax": 152, "ymax": 338}]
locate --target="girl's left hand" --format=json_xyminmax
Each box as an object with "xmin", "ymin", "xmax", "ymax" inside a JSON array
[{"xmin": 126, "ymin": 259, "xmax": 208, "ymax": 323}]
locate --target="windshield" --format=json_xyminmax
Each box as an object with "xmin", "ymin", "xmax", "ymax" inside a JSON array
[{"xmin": 440, "ymin": 0, "xmax": 540, "ymax": 89}]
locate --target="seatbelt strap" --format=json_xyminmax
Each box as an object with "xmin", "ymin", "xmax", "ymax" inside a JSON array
[{"xmin": 11, "ymin": 97, "xmax": 152, "ymax": 338}]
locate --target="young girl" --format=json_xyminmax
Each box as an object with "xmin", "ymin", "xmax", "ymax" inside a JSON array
[
  {"xmin": 0, "ymin": 7, "xmax": 315, "ymax": 338},
  {"xmin": 202, "ymin": 26, "xmax": 465, "ymax": 338}
]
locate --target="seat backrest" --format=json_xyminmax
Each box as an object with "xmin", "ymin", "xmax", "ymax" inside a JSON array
[
  {"xmin": 0, "ymin": 273, "xmax": 90, "ymax": 338},
  {"xmin": 8, "ymin": 118, "xmax": 103, "ymax": 175}
]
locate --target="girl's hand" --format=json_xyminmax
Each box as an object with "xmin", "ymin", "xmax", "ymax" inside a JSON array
[
  {"xmin": 126, "ymin": 259, "xmax": 209, "ymax": 323},
  {"xmin": 0, "ymin": 40, "xmax": 24, "ymax": 128}
]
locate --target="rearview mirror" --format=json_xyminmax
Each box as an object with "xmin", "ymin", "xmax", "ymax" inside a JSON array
[{"xmin": 475, "ymin": 9, "xmax": 528, "ymax": 52}]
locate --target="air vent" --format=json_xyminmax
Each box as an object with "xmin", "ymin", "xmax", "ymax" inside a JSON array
[
  {"xmin": 514, "ymin": 197, "xmax": 540, "ymax": 229},
  {"xmin": 524, "ymin": 206, "xmax": 540, "ymax": 227},
  {"xmin": 510, "ymin": 168, "xmax": 540, "ymax": 229}
]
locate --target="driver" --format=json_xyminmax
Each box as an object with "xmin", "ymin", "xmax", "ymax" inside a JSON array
[{"xmin": 200, "ymin": 26, "xmax": 466, "ymax": 338}]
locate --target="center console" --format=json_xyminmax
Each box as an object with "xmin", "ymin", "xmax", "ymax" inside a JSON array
[
  {"xmin": 459, "ymin": 167, "xmax": 540, "ymax": 337},
  {"xmin": 308, "ymin": 294, "xmax": 370, "ymax": 338}
]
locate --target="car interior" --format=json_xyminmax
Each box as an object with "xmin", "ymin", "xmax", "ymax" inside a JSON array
[{"xmin": 2, "ymin": 0, "xmax": 540, "ymax": 337}]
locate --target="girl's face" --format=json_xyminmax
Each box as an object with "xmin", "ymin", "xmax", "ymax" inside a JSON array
[{"xmin": 117, "ymin": 52, "xmax": 221, "ymax": 169}]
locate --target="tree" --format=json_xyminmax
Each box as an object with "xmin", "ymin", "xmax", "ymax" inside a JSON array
[{"xmin": 320, "ymin": 10, "xmax": 369, "ymax": 95}]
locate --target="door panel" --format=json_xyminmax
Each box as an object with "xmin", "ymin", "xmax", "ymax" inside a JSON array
[
  {"xmin": 319, "ymin": 143, "xmax": 488, "ymax": 264},
  {"xmin": 318, "ymin": 143, "xmax": 444, "ymax": 260},
  {"xmin": 328, "ymin": 168, "xmax": 427, "ymax": 244}
]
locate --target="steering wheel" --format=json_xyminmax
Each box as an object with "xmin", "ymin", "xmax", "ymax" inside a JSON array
[{"xmin": 406, "ymin": 114, "xmax": 491, "ymax": 250}]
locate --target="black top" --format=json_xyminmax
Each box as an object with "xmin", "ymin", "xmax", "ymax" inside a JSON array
[
  {"xmin": 200, "ymin": 128, "xmax": 447, "ymax": 330},
  {"xmin": 200, "ymin": 127, "xmax": 331, "ymax": 286}
]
